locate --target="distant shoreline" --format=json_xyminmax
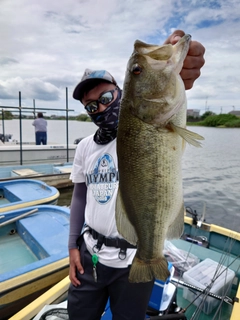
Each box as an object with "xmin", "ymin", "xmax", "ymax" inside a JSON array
[{"xmin": 187, "ymin": 113, "xmax": 240, "ymax": 128}]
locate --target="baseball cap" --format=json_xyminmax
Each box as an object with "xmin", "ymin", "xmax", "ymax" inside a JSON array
[{"xmin": 73, "ymin": 69, "xmax": 117, "ymax": 101}]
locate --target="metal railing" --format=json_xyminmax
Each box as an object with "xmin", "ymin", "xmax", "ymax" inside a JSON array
[{"xmin": 0, "ymin": 88, "xmax": 74, "ymax": 165}]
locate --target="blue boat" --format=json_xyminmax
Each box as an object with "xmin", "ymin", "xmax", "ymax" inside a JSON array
[
  {"xmin": 0, "ymin": 162, "xmax": 73, "ymax": 189},
  {"xmin": 0, "ymin": 205, "xmax": 70, "ymax": 320},
  {"xmin": 0, "ymin": 179, "xmax": 59, "ymax": 213},
  {"xmin": 10, "ymin": 213, "xmax": 240, "ymax": 320}
]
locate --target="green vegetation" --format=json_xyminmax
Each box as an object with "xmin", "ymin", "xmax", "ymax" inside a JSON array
[
  {"xmin": 200, "ymin": 111, "xmax": 214, "ymax": 120},
  {"xmin": 187, "ymin": 112, "xmax": 240, "ymax": 128},
  {"xmin": 76, "ymin": 114, "xmax": 92, "ymax": 122},
  {"xmin": 201, "ymin": 114, "xmax": 240, "ymax": 127},
  {"xmin": 0, "ymin": 111, "xmax": 13, "ymax": 120}
]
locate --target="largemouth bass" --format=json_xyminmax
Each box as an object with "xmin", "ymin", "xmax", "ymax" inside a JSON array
[{"xmin": 116, "ymin": 35, "xmax": 204, "ymax": 283}]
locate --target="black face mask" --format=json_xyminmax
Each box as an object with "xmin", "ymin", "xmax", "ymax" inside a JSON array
[{"xmin": 89, "ymin": 89, "xmax": 121, "ymax": 145}]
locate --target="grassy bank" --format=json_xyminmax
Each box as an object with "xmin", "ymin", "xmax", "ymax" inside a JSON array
[{"xmin": 187, "ymin": 114, "xmax": 240, "ymax": 128}]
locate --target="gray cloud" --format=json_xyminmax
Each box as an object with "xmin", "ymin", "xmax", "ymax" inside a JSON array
[
  {"xmin": 0, "ymin": 57, "xmax": 18, "ymax": 66},
  {"xmin": 0, "ymin": 0, "xmax": 239, "ymax": 114},
  {"xmin": 0, "ymin": 78, "xmax": 60, "ymax": 101}
]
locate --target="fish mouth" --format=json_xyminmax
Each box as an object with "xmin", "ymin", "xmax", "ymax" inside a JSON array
[{"xmin": 170, "ymin": 34, "xmax": 191, "ymax": 74}]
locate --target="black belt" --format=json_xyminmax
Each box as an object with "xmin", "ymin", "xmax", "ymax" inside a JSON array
[
  {"xmin": 80, "ymin": 226, "xmax": 137, "ymax": 260},
  {"xmin": 88, "ymin": 227, "xmax": 137, "ymax": 260},
  {"xmin": 88, "ymin": 227, "xmax": 137, "ymax": 250}
]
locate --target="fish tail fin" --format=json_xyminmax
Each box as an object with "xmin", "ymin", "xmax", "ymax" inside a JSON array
[
  {"xmin": 129, "ymin": 256, "xmax": 170, "ymax": 283},
  {"xmin": 167, "ymin": 202, "xmax": 184, "ymax": 239},
  {"xmin": 115, "ymin": 190, "xmax": 138, "ymax": 245}
]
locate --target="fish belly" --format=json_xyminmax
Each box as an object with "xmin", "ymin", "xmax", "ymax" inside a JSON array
[{"xmin": 116, "ymin": 108, "xmax": 184, "ymax": 282}]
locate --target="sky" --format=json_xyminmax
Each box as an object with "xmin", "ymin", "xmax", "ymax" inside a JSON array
[{"xmin": 1, "ymin": 0, "xmax": 240, "ymax": 117}]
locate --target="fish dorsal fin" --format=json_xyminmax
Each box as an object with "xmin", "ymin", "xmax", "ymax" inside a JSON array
[{"xmin": 170, "ymin": 123, "xmax": 204, "ymax": 148}]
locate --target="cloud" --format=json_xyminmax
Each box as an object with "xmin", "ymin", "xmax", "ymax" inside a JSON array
[
  {"xmin": 0, "ymin": 77, "xmax": 60, "ymax": 101},
  {"xmin": 0, "ymin": 0, "xmax": 240, "ymax": 115},
  {"xmin": 0, "ymin": 57, "xmax": 18, "ymax": 66}
]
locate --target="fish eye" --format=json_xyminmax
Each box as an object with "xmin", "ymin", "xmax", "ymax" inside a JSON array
[{"xmin": 132, "ymin": 64, "xmax": 142, "ymax": 75}]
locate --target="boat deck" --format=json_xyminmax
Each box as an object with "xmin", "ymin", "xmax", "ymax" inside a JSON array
[
  {"xmin": 0, "ymin": 206, "xmax": 70, "ymax": 282},
  {"xmin": 0, "ymin": 225, "xmax": 38, "ymax": 274}
]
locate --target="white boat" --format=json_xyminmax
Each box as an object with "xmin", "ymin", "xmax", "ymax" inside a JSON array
[
  {"xmin": 0, "ymin": 162, "xmax": 73, "ymax": 189},
  {"xmin": 0, "ymin": 143, "xmax": 77, "ymax": 166}
]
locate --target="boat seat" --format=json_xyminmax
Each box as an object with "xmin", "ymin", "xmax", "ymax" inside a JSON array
[
  {"xmin": 17, "ymin": 212, "xmax": 69, "ymax": 259},
  {"xmin": 3, "ymin": 182, "xmax": 50, "ymax": 201},
  {"xmin": 57, "ymin": 167, "xmax": 72, "ymax": 173},
  {"xmin": 12, "ymin": 168, "xmax": 42, "ymax": 177},
  {"xmin": 54, "ymin": 166, "xmax": 72, "ymax": 174},
  {"xmin": 171, "ymin": 238, "xmax": 240, "ymax": 277}
]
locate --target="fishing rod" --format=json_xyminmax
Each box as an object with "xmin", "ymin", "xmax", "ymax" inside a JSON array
[
  {"xmin": 171, "ymin": 277, "xmax": 234, "ymax": 305},
  {"xmin": 172, "ymin": 244, "xmax": 240, "ymax": 309}
]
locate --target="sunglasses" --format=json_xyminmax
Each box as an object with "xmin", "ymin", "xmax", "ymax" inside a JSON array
[{"xmin": 84, "ymin": 88, "xmax": 118, "ymax": 113}]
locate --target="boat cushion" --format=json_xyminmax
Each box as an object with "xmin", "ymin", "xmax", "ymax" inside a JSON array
[{"xmin": 12, "ymin": 169, "xmax": 42, "ymax": 177}]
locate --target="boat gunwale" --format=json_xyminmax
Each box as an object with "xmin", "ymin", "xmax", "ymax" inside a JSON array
[
  {"xmin": 8, "ymin": 275, "xmax": 70, "ymax": 320},
  {"xmin": 0, "ymin": 257, "xmax": 69, "ymax": 294},
  {"xmin": 184, "ymin": 215, "xmax": 240, "ymax": 241}
]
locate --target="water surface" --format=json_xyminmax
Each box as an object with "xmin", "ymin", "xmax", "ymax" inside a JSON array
[{"xmin": 2, "ymin": 120, "xmax": 240, "ymax": 232}]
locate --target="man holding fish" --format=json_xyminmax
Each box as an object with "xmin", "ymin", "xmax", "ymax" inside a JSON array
[{"xmin": 68, "ymin": 30, "xmax": 205, "ymax": 320}]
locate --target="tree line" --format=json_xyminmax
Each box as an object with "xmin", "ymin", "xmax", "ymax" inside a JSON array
[
  {"xmin": 187, "ymin": 111, "xmax": 240, "ymax": 128},
  {"xmin": 2, "ymin": 110, "xmax": 240, "ymax": 127}
]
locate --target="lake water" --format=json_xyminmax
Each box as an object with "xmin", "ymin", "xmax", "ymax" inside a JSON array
[
  {"xmin": 2, "ymin": 120, "xmax": 240, "ymax": 232},
  {"xmin": 182, "ymin": 126, "xmax": 240, "ymax": 232},
  {"xmin": 0, "ymin": 119, "xmax": 96, "ymax": 144}
]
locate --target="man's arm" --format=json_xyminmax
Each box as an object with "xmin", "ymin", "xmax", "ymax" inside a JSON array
[
  {"xmin": 68, "ymin": 182, "xmax": 87, "ymax": 286},
  {"xmin": 164, "ymin": 30, "xmax": 205, "ymax": 90}
]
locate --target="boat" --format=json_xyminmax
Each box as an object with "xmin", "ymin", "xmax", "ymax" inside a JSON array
[
  {"xmin": 0, "ymin": 162, "xmax": 73, "ymax": 189},
  {"xmin": 9, "ymin": 208, "xmax": 240, "ymax": 320},
  {"xmin": 0, "ymin": 204, "xmax": 70, "ymax": 320},
  {"xmin": 0, "ymin": 179, "xmax": 59, "ymax": 213},
  {"xmin": 0, "ymin": 133, "xmax": 12, "ymax": 143},
  {"xmin": 0, "ymin": 143, "xmax": 77, "ymax": 166}
]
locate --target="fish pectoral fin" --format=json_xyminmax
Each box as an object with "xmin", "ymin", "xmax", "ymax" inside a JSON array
[
  {"xmin": 170, "ymin": 123, "xmax": 204, "ymax": 148},
  {"xmin": 115, "ymin": 191, "xmax": 138, "ymax": 245}
]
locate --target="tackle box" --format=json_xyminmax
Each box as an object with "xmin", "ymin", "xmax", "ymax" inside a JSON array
[
  {"xmin": 148, "ymin": 262, "xmax": 176, "ymax": 313},
  {"xmin": 183, "ymin": 258, "xmax": 235, "ymax": 314}
]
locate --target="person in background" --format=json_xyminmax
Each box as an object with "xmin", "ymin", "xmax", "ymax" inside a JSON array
[
  {"xmin": 32, "ymin": 112, "xmax": 47, "ymax": 145},
  {"xmin": 68, "ymin": 30, "xmax": 205, "ymax": 320}
]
